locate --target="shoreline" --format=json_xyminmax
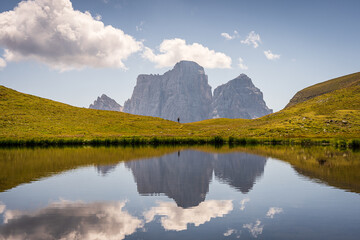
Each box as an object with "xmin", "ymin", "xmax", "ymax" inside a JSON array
[{"xmin": 1, "ymin": 136, "xmax": 359, "ymax": 149}]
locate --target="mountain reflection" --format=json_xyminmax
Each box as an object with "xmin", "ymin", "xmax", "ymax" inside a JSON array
[
  {"xmin": 95, "ymin": 164, "xmax": 118, "ymax": 176},
  {"xmin": 126, "ymin": 150, "xmax": 267, "ymax": 208}
]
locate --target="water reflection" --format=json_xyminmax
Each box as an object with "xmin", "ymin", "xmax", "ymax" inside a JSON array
[
  {"xmin": 95, "ymin": 164, "xmax": 117, "ymax": 176},
  {"xmin": 144, "ymin": 200, "xmax": 233, "ymax": 231},
  {"xmin": 0, "ymin": 200, "xmax": 143, "ymax": 240},
  {"xmin": 126, "ymin": 151, "xmax": 267, "ymax": 207},
  {"xmin": 214, "ymin": 153, "xmax": 267, "ymax": 193},
  {"xmin": 0, "ymin": 147, "xmax": 359, "ymax": 240}
]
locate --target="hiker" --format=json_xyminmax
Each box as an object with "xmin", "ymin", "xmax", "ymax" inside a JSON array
[{"xmin": 177, "ymin": 117, "xmax": 180, "ymax": 123}]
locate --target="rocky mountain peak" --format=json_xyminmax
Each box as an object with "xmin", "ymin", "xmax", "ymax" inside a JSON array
[
  {"xmin": 89, "ymin": 94, "xmax": 123, "ymax": 112},
  {"xmin": 212, "ymin": 74, "xmax": 272, "ymax": 119},
  {"xmin": 123, "ymin": 61, "xmax": 212, "ymax": 123}
]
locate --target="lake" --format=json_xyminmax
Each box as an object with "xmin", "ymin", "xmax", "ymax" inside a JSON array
[{"xmin": 0, "ymin": 145, "xmax": 359, "ymax": 239}]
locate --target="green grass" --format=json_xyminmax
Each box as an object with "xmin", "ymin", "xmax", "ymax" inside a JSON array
[
  {"xmin": 1, "ymin": 72, "xmax": 360, "ymax": 143},
  {"xmin": 286, "ymin": 71, "xmax": 360, "ymax": 107}
]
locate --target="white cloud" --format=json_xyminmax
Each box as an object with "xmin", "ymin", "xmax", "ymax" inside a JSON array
[
  {"xmin": 238, "ymin": 57, "xmax": 248, "ymax": 70},
  {"xmin": 0, "ymin": 0, "xmax": 143, "ymax": 71},
  {"xmin": 243, "ymin": 220, "xmax": 263, "ymax": 238},
  {"xmin": 1, "ymin": 200, "xmax": 143, "ymax": 240},
  {"xmin": 241, "ymin": 31, "xmax": 261, "ymax": 48},
  {"xmin": 144, "ymin": 200, "xmax": 233, "ymax": 231},
  {"xmin": 221, "ymin": 30, "xmax": 239, "ymax": 40},
  {"xmin": 0, "ymin": 57, "xmax": 6, "ymax": 69},
  {"xmin": 266, "ymin": 207, "xmax": 283, "ymax": 218},
  {"xmin": 142, "ymin": 38, "xmax": 232, "ymax": 69},
  {"xmin": 239, "ymin": 198, "xmax": 250, "ymax": 211},
  {"xmin": 221, "ymin": 33, "xmax": 233, "ymax": 40},
  {"xmin": 264, "ymin": 50, "xmax": 280, "ymax": 60}
]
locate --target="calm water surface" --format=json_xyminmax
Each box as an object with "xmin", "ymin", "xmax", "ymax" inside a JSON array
[{"xmin": 0, "ymin": 146, "xmax": 359, "ymax": 239}]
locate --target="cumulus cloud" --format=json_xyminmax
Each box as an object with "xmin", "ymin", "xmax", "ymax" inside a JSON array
[
  {"xmin": 0, "ymin": 57, "xmax": 6, "ymax": 69},
  {"xmin": 221, "ymin": 30, "xmax": 239, "ymax": 40},
  {"xmin": 243, "ymin": 220, "xmax": 263, "ymax": 238},
  {"xmin": 142, "ymin": 38, "xmax": 232, "ymax": 69},
  {"xmin": 0, "ymin": 0, "xmax": 143, "ymax": 71},
  {"xmin": 264, "ymin": 50, "xmax": 280, "ymax": 60},
  {"xmin": 238, "ymin": 57, "xmax": 248, "ymax": 70},
  {"xmin": 0, "ymin": 200, "xmax": 143, "ymax": 240},
  {"xmin": 239, "ymin": 198, "xmax": 250, "ymax": 211},
  {"xmin": 241, "ymin": 31, "xmax": 261, "ymax": 48},
  {"xmin": 266, "ymin": 207, "xmax": 283, "ymax": 218},
  {"xmin": 144, "ymin": 200, "xmax": 233, "ymax": 231}
]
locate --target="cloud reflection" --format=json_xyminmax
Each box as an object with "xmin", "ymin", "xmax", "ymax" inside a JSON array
[
  {"xmin": 0, "ymin": 200, "xmax": 143, "ymax": 240},
  {"xmin": 266, "ymin": 207, "xmax": 283, "ymax": 219},
  {"xmin": 240, "ymin": 198, "xmax": 250, "ymax": 211},
  {"xmin": 144, "ymin": 200, "xmax": 233, "ymax": 231},
  {"xmin": 243, "ymin": 220, "xmax": 263, "ymax": 238}
]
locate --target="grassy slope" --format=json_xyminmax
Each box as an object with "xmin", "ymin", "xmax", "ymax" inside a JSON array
[
  {"xmin": 0, "ymin": 85, "xmax": 187, "ymax": 139},
  {"xmin": 1, "ymin": 72, "xmax": 360, "ymax": 140},
  {"xmin": 286, "ymin": 72, "xmax": 360, "ymax": 108}
]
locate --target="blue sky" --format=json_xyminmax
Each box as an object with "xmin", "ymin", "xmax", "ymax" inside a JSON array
[{"xmin": 0, "ymin": 0, "xmax": 359, "ymax": 112}]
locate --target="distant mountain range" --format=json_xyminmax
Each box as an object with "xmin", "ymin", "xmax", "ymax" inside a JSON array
[{"xmin": 91, "ymin": 61, "xmax": 272, "ymax": 122}]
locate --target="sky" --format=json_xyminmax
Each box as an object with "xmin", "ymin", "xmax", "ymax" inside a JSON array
[{"xmin": 0, "ymin": 0, "xmax": 359, "ymax": 112}]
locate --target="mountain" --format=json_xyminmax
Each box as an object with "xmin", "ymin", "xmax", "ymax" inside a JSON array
[
  {"xmin": 286, "ymin": 72, "xmax": 360, "ymax": 108},
  {"xmin": 89, "ymin": 94, "xmax": 123, "ymax": 112},
  {"xmin": 123, "ymin": 61, "xmax": 212, "ymax": 123},
  {"xmin": 124, "ymin": 61, "xmax": 271, "ymax": 122},
  {"xmin": 212, "ymin": 74, "xmax": 272, "ymax": 119}
]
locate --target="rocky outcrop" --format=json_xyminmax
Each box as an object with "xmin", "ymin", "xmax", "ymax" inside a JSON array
[
  {"xmin": 211, "ymin": 74, "xmax": 272, "ymax": 119},
  {"xmin": 89, "ymin": 94, "xmax": 123, "ymax": 112},
  {"xmin": 123, "ymin": 61, "xmax": 212, "ymax": 123}
]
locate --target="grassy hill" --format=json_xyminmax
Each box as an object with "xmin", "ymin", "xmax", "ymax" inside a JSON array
[
  {"xmin": 286, "ymin": 72, "xmax": 360, "ymax": 108},
  {"xmin": 1, "ymin": 72, "xmax": 360, "ymax": 142}
]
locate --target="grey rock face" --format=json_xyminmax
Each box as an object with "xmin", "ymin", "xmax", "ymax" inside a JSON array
[
  {"xmin": 89, "ymin": 94, "xmax": 123, "ymax": 112},
  {"xmin": 211, "ymin": 74, "xmax": 272, "ymax": 119},
  {"xmin": 123, "ymin": 61, "xmax": 212, "ymax": 123}
]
